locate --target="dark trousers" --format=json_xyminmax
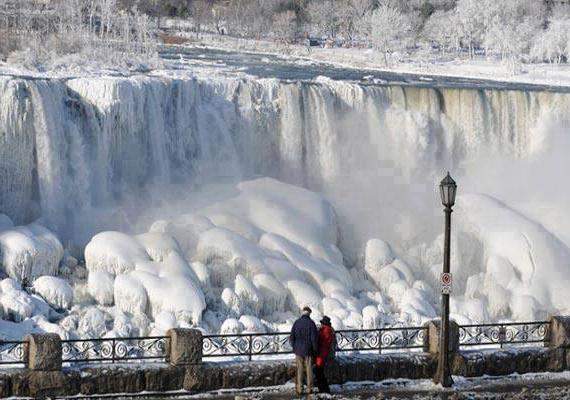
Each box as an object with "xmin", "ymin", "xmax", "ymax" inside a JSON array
[{"xmin": 315, "ymin": 365, "xmax": 330, "ymax": 394}]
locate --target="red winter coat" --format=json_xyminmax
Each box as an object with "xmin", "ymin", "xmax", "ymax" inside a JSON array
[{"xmin": 315, "ymin": 325, "xmax": 334, "ymax": 367}]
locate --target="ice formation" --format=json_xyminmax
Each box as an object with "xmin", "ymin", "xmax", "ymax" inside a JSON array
[
  {"xmin": 0, "ymin": 222, "xmax": 63, "ymax": 282},
  {"xmin": 0, "ymin": 72, "xmax": 570, "ymax": 340},
  {"xmin": 32, "ymin": 276, "xmax": 73, "ymax": 310}
]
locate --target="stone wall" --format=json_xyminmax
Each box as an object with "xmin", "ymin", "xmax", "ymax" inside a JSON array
[
  {"xmin": 2, "ymin": 348, "xmax": 570, "ymax": 398},
  {"xmin": 2, "ymin": 318, "xmax": 570, "ymax": 398}
]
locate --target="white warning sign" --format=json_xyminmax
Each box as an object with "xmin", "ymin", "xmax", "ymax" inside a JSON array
[{"xmin": 441, "ymin": 272, "xmax": 452, "ymax": 294}]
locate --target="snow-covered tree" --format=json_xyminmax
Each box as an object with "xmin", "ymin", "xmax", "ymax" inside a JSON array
[
  {"xmin": 307, "ymin": 0, "xmax": 342, "ymax": 39},
  {"xmin": 422, "ymin": 10, "xmax": 459, "ymax": 55},
  {"xmin": 366, "ymin": 4, "xmax": 412, "ymax": 64},
  {"xmin": 272, "ymin": 10, "xmax": 297, "ymax": 43},
  {"xmin": 531, "ymin": 15, "xmax": 570, "ymax": 64},
  {"xmin": 337, "ymin": 0, "xmax": 375, "ymax": 42},
  {"xmin": 191, "ymin": 0, "xmax": 213, "ymax": 38}
]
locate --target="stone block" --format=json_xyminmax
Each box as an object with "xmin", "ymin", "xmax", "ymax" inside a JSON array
[
  {"xmin": 183, "ymin": 365, "xmax": 204, "ymax": 391},
  {"xmin": 546, "ymin": 348, "xmax": 566, "ymax": 372},
  {"xmin": 423, "ymin": 320, "xmax": 460, "ymax": 355},
  {"xmin": 24, "ymin": 333, "xmax": 62, "ymax": 371},
  {"xmin": 201, "ymin": 364, "xmax": 224, "ymax": 391},
  {"xmin": 12, "ymin": 370, "xmax": 80, "ymax": 398},
  {"xmin": 0, "ymin": 374, "xmax": 10, "ymax": 398},
  {"xmin": 452, "ymin": 351, "xmax": 487, "ymax": 377},
  {"xmin": 487, "ymin": 350, "xmax": 517, "ymax": 376},
  {"xmin": 79, "ymin": 367, "xmax": 145, "ymax": 395},
  {"xmin": 167, "ymin": 328, "xmax": 202, "ymax": 366},
  {"xmin": 548, "ymin": 316, "xmax": 570, "ymax": 348},
  {"xmin": 144, "ymin": 366, "xmax": 185, "ymax": 392}
]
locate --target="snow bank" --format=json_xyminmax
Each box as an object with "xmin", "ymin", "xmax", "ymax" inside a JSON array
[{"xmin": 0, "ymin": 222, "xmax": 63, "ymax": 282}]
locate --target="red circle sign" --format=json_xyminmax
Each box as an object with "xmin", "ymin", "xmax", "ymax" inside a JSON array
[{"xmin": 441, "ymin": 273, "xmax": 452, "ymax": 285}]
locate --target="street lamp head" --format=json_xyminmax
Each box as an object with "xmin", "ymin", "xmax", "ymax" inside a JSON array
[{"xmin": 440, "ymin": 172, "xmax": 457, "ymax": 208}]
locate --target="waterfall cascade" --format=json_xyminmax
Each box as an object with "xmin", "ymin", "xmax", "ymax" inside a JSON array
[{"xmin": 2, "ymin": 75, "xmax": 568, "ymax": 246}]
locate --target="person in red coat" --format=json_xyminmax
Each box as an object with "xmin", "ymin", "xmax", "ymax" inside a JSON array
[{"xmin": 315, "ymin": 315, "xmax": 335, "ymax": 394}]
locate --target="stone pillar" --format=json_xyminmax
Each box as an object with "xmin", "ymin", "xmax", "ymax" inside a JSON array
[
  {"xmin": 423, "ymin": 320, "xmax": 460, "ymax": 355},
  {"xmin": 548, "ymin": 316, "xmax": 570, "ymax": 348},
  {"xmin": 166, "ymin": 328, "xmax": 203, "ymax": 366},
  {"xmin": 24, "ymin": 333, "xmax": 62, "ymax": 371}
]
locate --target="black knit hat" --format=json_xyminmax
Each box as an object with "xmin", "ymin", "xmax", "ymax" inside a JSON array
[{"xmin": 320, "ymin": 316, "xmax": 331, "ymax": 326}]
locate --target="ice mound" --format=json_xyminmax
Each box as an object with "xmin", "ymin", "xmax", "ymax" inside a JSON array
[
  {"xmin": 85, "ymin": 230, "xmax": 206, "ymax": 324},
  {"xmin": 85, "ymin": 231, "xmax": 149, "ymax": 275},
  {"xmin": 453, "ymin": 194, "xmax": 570, "ymax": 321},
  {"xmin": 0, "ymin": 278, "xmax": 33, "ymax": 321},
  {"xmin": 114, "ymin": 274, "xmax": 147, "ymax": 314},
  {"xmin": 88, "ymin": 271, "xmax": 114, "ymax": 306},
  {"xmin": 0, "ymin": 222, "xmax": 63, "ymax": 282},
  {"xmin": 32, "ymin": 276, "xmax": 73, "ymax": 310}
]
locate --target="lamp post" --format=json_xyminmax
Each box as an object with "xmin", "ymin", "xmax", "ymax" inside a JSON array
[{"xmin": 433, "ymin": 172, "xmax": 457, "ymax": 388}]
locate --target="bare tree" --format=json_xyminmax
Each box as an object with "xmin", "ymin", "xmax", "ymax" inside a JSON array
[
  {"xmin": 366, "ymin": 4, "xmax": 412, "ymax": 64},
  {"xmin": 307, "ymin": 0, "xmax": 341, "ymax": 39},
  {"xmin": 191, "ymin": 0, "xmax": 212, "ymax": 38},
  {"xmin": 273, "ymin": 9, "xmax": 297, "ymax": 43}
]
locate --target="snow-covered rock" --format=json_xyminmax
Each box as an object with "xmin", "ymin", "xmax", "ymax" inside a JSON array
[
  {"xmin": 239, "ymin": 315, "xmax": 266, "ymax": 333},
  {"xmin": 0, "ymin": 223, "xmax": 63, "ymax": 282},
  {"xmin": 0, "ymin": 279, "xmax": 33, "ymax": 322},
  {"xmin": 85, "ymin": 231, "xmax": 148, "ymax": 275},
  {"xmin": 252, "ymin": 273, "xmax": 288, "ymax": 315},
  {"xmin": 364, "ymin": 239, "xmax": 394, "ymax": 271},
  {"xmin": 88, "ymin": 271, "xmax": 115, "ymax": 306},
  {"xmin": 362, "ymin": 305, "xmax": 382, "ymax": 329},
  {"xmin": 234, "ymin": 274, "xmax": 262, "ymax": 315},
  {"xmin": 154, "ymin": 311, "xmax": 177, "ymax": 332},
  {"xmin": 220, "ymin": 317, "xmax": 244, "ymax": 334},
  {"xmin": 32, "ymin": 276, "xmax": 73, "ymax": 310},
  {"xmin": 78, "ymin": 307, "xmax": 107, "ymax": 338},
  {"xmin": 114, "ymin": 274, "xmax": 148, "ymax": 314}
]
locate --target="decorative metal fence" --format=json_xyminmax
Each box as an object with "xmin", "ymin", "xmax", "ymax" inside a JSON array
[
  {"xmin": 335, "ymin": 326, "xmax": 425, "ymax": 353},
  {"xmin": 202, "ymin": 326, "xmax": 426, "ymax": 360},
  {"xmin": 0, "ymin": 320, "xmax": 553, "ymax": 366},
  {"xmin": 0, "ymin": 340, "xmax": 26, "ymax": 365},
  {"xmin": 458, "ymin": 321, "xmax": 549, "ymax": 349},
  {"xmin": 61, "ymin": 336, "xmax": 168, "ymax": 364},
  {"xmin": 203, "ymin": 332, "xmax": 292, "ymax": 361}
]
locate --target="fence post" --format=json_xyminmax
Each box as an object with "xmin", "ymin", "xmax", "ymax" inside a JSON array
[
  {"xmin": 547, "ymin": 316, "xmax": 570, "ymax": 348},
  {"xmin": 24, "ymin": 333, "xmax": 62, "ymax": 371},
  {"xmin": 423, "ymin": 320, "xmax": 459, "ymax": 356},
  {"xmin": 166, "ymin": 328, "xmax": 203, "ymax": 367}
]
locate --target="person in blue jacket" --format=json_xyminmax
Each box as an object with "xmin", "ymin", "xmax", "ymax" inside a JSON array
[{"xmin": 290, "ymin": 306, "xmax": 319, "ymax": 395}]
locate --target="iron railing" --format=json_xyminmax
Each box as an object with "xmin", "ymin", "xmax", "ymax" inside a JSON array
[
  {"xmin": 61, "ymin": 336, "xmax": 168, "ymax": 364},
  {"xmin": 458, "ymin": 321, "xmax": 549, "ymax": 349},
  {"xmin": 203, "ymin": 332, "xmax": 292, "ymax": 361},
  {"xmin": 335, "ymin": 326, "xmax": 426, "ymax": 353},
  {"xmin": 0, "ymin": 340, "xmax": 26, "ymax": 365},
  {"xmin": 0, "ymin": 320, "xmax": 552, "ymax": 366},
  {"xmin": 202, "ymin": 326, "xmax": 426, "ymax": 360}
]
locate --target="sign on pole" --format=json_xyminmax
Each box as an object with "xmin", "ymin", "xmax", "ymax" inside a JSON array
[{"xmin": 440, "ymin": 272, "xmax": 452, "ymax": 294}]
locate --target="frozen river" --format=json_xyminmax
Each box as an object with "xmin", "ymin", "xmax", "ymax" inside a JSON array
[{"xmin": 160, "ymin": 45, "xmax": 570, "ymax": 93}]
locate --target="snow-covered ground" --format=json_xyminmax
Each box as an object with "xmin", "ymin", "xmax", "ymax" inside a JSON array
[{"xmin": 106, "ymin": 371, "xmax": 570, "ymax": 399}]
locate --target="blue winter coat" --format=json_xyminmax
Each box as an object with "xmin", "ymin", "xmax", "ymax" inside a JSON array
[{"xmin": 289, "ymin": 315, "xmax": 319, "ymax": 357}]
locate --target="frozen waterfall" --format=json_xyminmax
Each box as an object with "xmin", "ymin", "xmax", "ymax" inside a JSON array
[{"xmin": 2, "ymin": 74, "xmax": 569, "ymax": 250}]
